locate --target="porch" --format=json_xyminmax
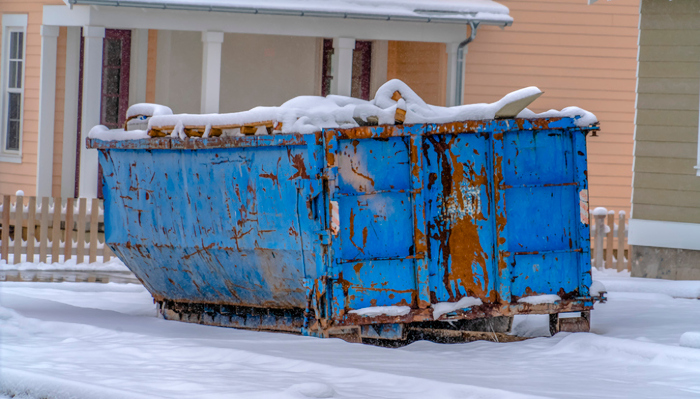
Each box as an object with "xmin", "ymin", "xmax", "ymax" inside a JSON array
[{"xmin": 34, "ymin": 1, "xmax": 511, "ymax": 198}]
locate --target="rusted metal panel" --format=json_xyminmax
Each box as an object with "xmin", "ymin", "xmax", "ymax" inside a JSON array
[{"xmin": 96, "ymin": 116, "xmax": 601, "ymax": 342}]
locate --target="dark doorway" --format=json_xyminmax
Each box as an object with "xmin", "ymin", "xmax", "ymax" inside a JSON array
[{"xmin": 321, "ymin": 39, "xmax": 372, "ymax": 100}]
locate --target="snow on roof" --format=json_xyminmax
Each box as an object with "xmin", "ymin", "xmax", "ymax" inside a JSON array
[
  {"xmin": 89, "ymin": 79, "xmax": 597, "ymax": 141},
  {"xmin": 66, "ymin": 0, "xmax": 512, "ymax": 25}
]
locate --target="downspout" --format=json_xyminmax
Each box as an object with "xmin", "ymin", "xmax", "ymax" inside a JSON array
[{"xmin": 454, "ymin": 21, "xmax": 479, "ymax": 106}]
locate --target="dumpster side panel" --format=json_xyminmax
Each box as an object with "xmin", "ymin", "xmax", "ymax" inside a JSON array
[
  {"xmin": 329, "ymin": 135, "xmax": 419, "ymax": 312},
  {"xmin": 502, "ymin": 129, "xmax": 583, "ymax": 299},
  {"xmin": 424, "ymin": 132, "xmax": 498, "ymax": 303},
  {"xmin": 101, "ymin": 142, "xmax": 321, "ymax": 308}
]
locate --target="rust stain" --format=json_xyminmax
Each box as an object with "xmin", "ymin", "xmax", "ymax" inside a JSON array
[
  {"xmin": 259, "ymin": 157, "xmax": 281, "ymax": 188},
  {"xmin": 353, "ymin": 262, "xmax": 364, "ymax": 274},
  {"xmin": 427, "ymin": 134, "xmax": 492, "ymax": 302},
  {"xmin": 350, "ymin": 162, "xmax": 375, "ymax": 187},
  {"xmin": 348, "ymin": 208, "xmax": 365, "ymax": 255},
  {"xmin": 287, "ymin": 149, "xmax": 310, "ymax": 180}
]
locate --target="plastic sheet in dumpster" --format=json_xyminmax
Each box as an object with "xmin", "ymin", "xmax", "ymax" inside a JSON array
[{"xmin": 87, "ymin": 79, "xmax": 605, "ymax": 344}]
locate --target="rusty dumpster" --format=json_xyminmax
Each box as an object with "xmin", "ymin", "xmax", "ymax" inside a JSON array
[{"xmin": 88, "ymin": 116, "xmax": 602, "ymax": 343}]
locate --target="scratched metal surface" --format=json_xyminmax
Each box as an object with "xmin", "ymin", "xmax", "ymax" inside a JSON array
[
  {"xmin": 98, "ymin": 134, "xmax": 325, "ymax": 308},
  {"xmin": 92, "ymin": 117, "xmax": 594, "ymax": 328}
]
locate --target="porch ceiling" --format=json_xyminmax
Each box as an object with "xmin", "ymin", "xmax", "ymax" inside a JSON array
[{"xmin": 45, "ymin": 0, "xmax": 511, "ymax": 43}]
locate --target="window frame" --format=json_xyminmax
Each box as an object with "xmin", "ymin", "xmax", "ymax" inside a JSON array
[{"xmin": 0, "ymin": 14, "xmax": 27, "ymax": 163}]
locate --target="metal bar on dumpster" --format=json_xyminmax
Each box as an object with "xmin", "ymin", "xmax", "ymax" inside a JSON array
[
  {"xmin": 409, "ymin": 131, "xmax": 430, "ymax": 308},
  {"xmin": 573, "ymin": 129, "xmax": 592, "ymax": 293},
  {"xmin": 492, "ymin": 131, "xmax": 511, "ymax": 303}
]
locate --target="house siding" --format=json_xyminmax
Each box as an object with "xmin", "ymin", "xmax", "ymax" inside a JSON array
[
  {"xmin": 634, "ymin": 0, "xmax": 700, "ymax": 224},
  {"xmin": 387, "ymin": 0, "xmax": 639, "ymax": 214},
  {"xmin": 387, "ymin": 41, "xmax": 447, "ymax": 107},
  {"xmin": 0, "ymin": 0, "xmax": 64, "ymax": 196}
]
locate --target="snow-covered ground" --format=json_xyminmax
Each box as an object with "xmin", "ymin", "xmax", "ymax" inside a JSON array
[{"xmin": 1, "ymin": 268, "xmax": 700, "ymax": 399}]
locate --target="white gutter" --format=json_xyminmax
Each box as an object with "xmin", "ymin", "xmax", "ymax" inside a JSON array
[
  {"xmin": 455, "ymin": 21, "xmax": 478, "ymax": 105},
  {"xmin": 64, "ymin": 0, "xmax": 513, "ymax": 26}
]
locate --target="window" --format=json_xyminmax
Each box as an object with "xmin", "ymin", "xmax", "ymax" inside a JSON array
[{"xmin": 1, "ymin": 15, "xmax": 27, "ymax": 162}]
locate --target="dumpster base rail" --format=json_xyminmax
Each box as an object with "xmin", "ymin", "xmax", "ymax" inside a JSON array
[{"xmin": 156, "ymin": 295, "xmax": 603, "ymax": 344}]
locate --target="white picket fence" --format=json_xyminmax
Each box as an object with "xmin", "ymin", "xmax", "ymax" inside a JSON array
[
  {"xmin": 1, "ymin": 194, "xmax": 629, "ymax": 270},
  {"xmin": 589, "ymin": 209, "xmax": 631, "ymax": 271},
  {"xmin": 0, "ymin": 195, "xmax": 113, "ymax": 264}
]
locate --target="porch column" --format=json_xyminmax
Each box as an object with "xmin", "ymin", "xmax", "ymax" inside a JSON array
[
  {"xmin": 445, "ymin": 42, "xmax": 460, "ymax": 107},
  {"xmin": 330, "ymin": 37, "xmax": 355, "ymax": 97},
  {"xmin": 35, "ymin": 25, "xmax": 59, "ymax": 197},
  {"xmin": 61, "ymin": 27, "xmax": 80, "ymax": 198},
  {"xmin": 201, "ymin": 31, "xmax": 223, "ymax": 114},
  {"xmin": 129, "ymin": 29, "xmax": 149, "ymax": 105},
  {"xmin": 78, "ymin": 26, "xmax": 105, "ymax": 199}
]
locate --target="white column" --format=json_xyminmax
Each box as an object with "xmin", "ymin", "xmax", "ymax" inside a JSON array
[
  {"xmin": 129, "ymin": 29, "xmax": 149, "ymax": 105},
  {"xmin": 330, "ymin": 37, "xmax": 355, "ymax": 97},
  {"xmin": 445, "ymin": 43, "xmax": 459, "ymax": 107},
  {"xmin": 61, "ymin": 27, "xmax": 81, "ymax": 198},
  {"xmin": 78, "ymin": 26, "xmax": 105, "ymax": 199},
  {"xmin": 200, "ymin": 31, "xmax": 223, "ymax": 114},
  {"xmin": 35, "ymin": 25, "xmax": 60, "ymax": 197}
]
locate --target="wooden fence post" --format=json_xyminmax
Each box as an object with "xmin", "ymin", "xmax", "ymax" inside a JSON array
[
  {"xmin": 606, "ymin": 212, "xmax": 614, "ymax": 269},
  {"xmin": 593, "ymin": 210, "xmax": 606, "ymax": 269},
  {"xmin": 13, "ymin": 195, "xmax": 23, "ymax": 264},
  {"xmin": 76, "ymin": 198, "xmax": 87, "ymax": 264},
  {"xmin": 64, "ymin": 198, "xmax": 74, "ymax": 261},
  {"xmin": 51, "ymin": 197, "xmax": 62, "ymax": 262},
  {"xmin": 89, "ymin": 198, "xmax": 99, "ymax": 263},
  {"xmin": 39, "ymin": 197, "xmax": 49, "ymax": 263},
  {"xmin": 26, "ymin": 197, "xmax": 36, "ymax": 263},
  {"xmin": 617, "ymin": 211, "xmax": 626, "ymax": 272},
  {"xmin": 1, "ymin": 195, "xmax": 9, "ymax": 261}
]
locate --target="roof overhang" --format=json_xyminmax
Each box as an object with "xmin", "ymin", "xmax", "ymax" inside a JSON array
[
  {"xmin": 45, "ymin": 0, "xmax": 511, "ymax": 43},
  {"xmin": 61, "ymin": 0, "xmax": 512, "ymax": 27}
]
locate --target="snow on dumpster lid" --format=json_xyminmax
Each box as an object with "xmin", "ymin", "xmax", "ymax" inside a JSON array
[
  {"xmin": 66, "ymin": 0, "xmax": 513, "ymax": 25},
  {"xmin": 88, "ymin": 79, "xmax": 598, "ymax": 141}
]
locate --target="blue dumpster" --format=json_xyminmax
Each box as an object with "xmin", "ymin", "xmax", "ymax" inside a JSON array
[{"xmin": 88, "ymin": 116, "xmax": 601, "ymax": 342}]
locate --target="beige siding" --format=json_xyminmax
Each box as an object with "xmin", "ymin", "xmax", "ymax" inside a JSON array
[
  {"xmin": 634, "ymin": 0, "xmax": 700, "ymax": 224},
  {"xmin": 387, "ymin": 41, "xmax": 447, "ymax": 106},
  {"xmin": 0, "ymin": 0, "xmax": 63, "ymax": 196},
  {"xmin": 466, "ymin": 0, "xmax": 638, "ymax": 215},
  {"xmin": 388, "ymin": 0, "xmax": 639, "ymax": 214}
]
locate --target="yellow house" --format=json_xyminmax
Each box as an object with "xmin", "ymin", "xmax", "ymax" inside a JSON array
[{"xmin": 0, "ymin": 0, "xmax": 638, "ymax": 215}]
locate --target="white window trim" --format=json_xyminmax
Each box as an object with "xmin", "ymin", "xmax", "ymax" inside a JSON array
[{"xmin": 0, "ymin": 14, "xmax": 28, "ymax": 164}]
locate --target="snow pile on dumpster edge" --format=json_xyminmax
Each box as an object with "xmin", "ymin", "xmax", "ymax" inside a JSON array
[{"xmin": 89, "ymin": 79, "xmax": 597, "ymax": 140}]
